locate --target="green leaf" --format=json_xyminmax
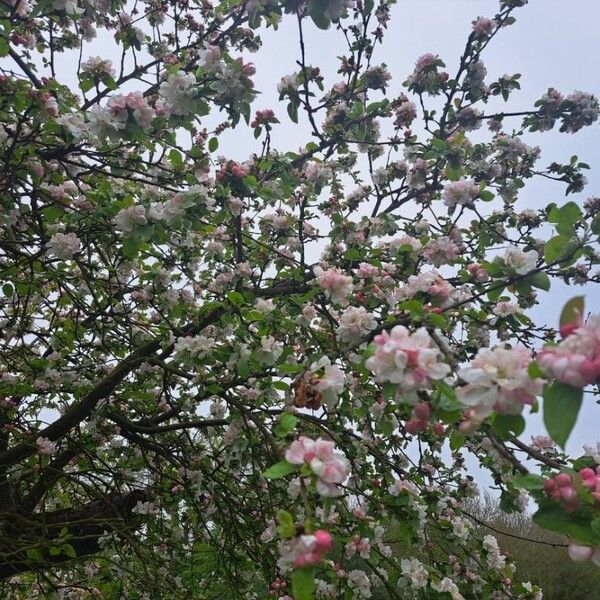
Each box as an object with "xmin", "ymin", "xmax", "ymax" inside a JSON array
[
  {"xmin": 436, "ymin": 380, "xmax": 463, "ymax": 411},
  {"xmin": 528, "ymin": 272, "xmax": 550, "ymax": 291},
  {"xmin": 227, "ymin": 291, "xmax": 245, "ymax": 306},
  {"xmin": 513, "ymin": 473, "xmax": 545, "ymax": 491},
  {"xmin": 262, "ymin": 460, "xmax": 297, "ymax": 479},
  {"xmin": 310, "ymin": 10, "xmax": 330, "ymax": 29},
  {"xmin": 208, "ymin": 137, "xmax": 219, "ymax": 152},
  {"xmin": 527, "ymin": 361, "xmax": 544, "ymax": 379},
  {"xmin": 2, "ymin": 283, "xmax": 14, "ymax": 297},
  {"xmin": 543, "ymin": 382, "xmax": 583, "ymax": 449},
  {"xmin": 122, "ymin": 237, "xmax": 141, "ymax": 260},
  {"xmin": 548, "ymin": 202, "xmax": 582, "ymax": 235},
  {"xmin": 487, "ymin": 286, "xmax": 505, "ymax": 302},
  {"xmin": 381, "ymin": 382, "xmax": 398, "ymax": 400},
  {"xmin": 169, "ymin": 149, "xmax": 184, "ymax": 170},
  {"xmin": 62, "ymin": 544, "xmax": 77, "ymax": 558},
  {"xmin": 276, "ymin": 509, "xmax": 296, "ymax": 538},
  {"xmin": 493, "ymin": 414, "xmax": 525, "ymax": 439},
  {"xmin": 291, "ymin": 567, "xmax": 316, "ymax": 600},
  {"xmin": 533, "ymin": 502, "xmax": 600, "ymax": 545},
  {"xmin": 479, "ymin": 190, "xmax": 494, "ymax": 202},
  {"xmin": 446, "ymin": 166, "xmax": 462, "ymax": 181},
  {"xmin": 344, "ymin": 248, "xmax": 361, "ymax": 260},
  {"xmin": 560, "ymin": 296, "xmax": 584, "ymax": 328},
  {"xmin": 449, "ymin": 432, "xmax": 465, "ymax": 451},
  {"xmin": 236, "ymin": 359, "xmax": 251, "ymax": 379},
  {"xmin": 592, "ymin": 518, "xmax": 600, "ymax": 538},
  {"xmin": 274, "ymin": 413, "xmax": 298, "ymax": 438},
  {"xmin": 544, "ymin": 235, "xmax": 570, "ymax": 263},
  {"xmin": 400, "ymin": 299, "xmax": 423, "ymax": 317},
  {"xmin": 287, "ymin": 102, "xmax": 299, "ymax": 123},
  {"xmin": 79, "ymin": 77, "xmax": 95, "ymax": 93},
  {"xmin": 104, "ymin": 75, "xmax": 118, "ymax": 91},
  {"xmin": 278, "ymin": 363, "xmax": 305, "ymax": 376}
]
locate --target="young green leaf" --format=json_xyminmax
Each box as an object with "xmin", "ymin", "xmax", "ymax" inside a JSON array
[
  {"xmin": 543, "ymin": 382, "xmax": 583, "ymax": 449},
  {"xmin": 292, "ymin": 567, "xmax": 316, "ymax": 600},
  {"xmin": 262, "ymin": 460, "xmax": 297, "ymax": 480}
]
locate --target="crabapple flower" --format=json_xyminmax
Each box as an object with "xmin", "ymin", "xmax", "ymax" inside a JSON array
[
  {"xmin": 279, "ymin": 529, "xmax": 333, "ymax": 569},
  {"xmin": 366, "ymin": 326, "xmax": 450, "ymax": 393},
  {"xmin": 442, "ymin": 179, "xmax": 479, "ymax": 208},
  {"xmin": 347, "ymin": 569, "xmax": 372, "ymax": 598},
  {"xmin": 81, "ymin": 56, "xmax": 115, "ymax": 77},
  {"xmin": 538, "ymin": 315, "xmax": 600, "ymax": 387},
  {"xmin": 531, "ymin": 435, "xmax": 555, "ymax": 451},
  {"xmin": 36, "ymin": 437, "xmax": 56, "ymax": 455},
  {"xmin": 47, "ymin": 232, "xmax": 81, "ymax": 260},
  {"xmin": 285, "ymin": 437, "xmax": 350, "ymax": 497},
  {"xmin": 158, "ymin": 71, "xmax": 197, "ymax": 116},
  {"xmin": 313, "ymin": 266, "xmax": 353, "ymax": 305},
  {"xmin": 456, "ymin": 346, "xmax": 543, "ymax": 420},
  {"xmin": 388, "ymin": 477, "xmax": 418, "ymax": 496},
  {"xmin": 502, "ymin": 247, "xmax": 538, "ymax": 274},
  {"xmin": 584, "ymin": 442, "xmax": 600, "ymax": 464},
  {"xmin": 472, "ymin": 16, "xmax": 497, "ymax": 38},
  {"xmin": 114, "ymin": 205, "xmax": 148, "ymax": 233},
  {"xmin": 336, "ymin": 306, "xmax": 377, "ymax": 343},
  {"xmin": 400, "ymin": 558, "xmax": 428, "ymax": 588},
  {"xmin": 432, "ymin": 577, "xmax": 464, "ymax": 600}
]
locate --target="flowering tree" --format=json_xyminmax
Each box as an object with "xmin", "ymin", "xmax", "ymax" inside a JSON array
[{"xmin": 1, "ymin": 0, "xmax": 600, "ymax": 597}]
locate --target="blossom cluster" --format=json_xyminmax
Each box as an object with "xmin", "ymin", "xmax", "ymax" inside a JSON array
[
  {"xmin": 457, "ymin": 345, "xmax": 542, "ymax": 427},
  {"xmin": 285, "ymin": 437, "xmax": 350, "ymax": 497},
  {"xmin": 366, "ymin": 326, "xmax": 450, "ymax": 394},
  {"xmin": 544, "ymin": 467, "xmax": 600, "ymax": 512},
  {"xmin": 538, "ymin": 315, "xmax": 600, "ymax": 387}
]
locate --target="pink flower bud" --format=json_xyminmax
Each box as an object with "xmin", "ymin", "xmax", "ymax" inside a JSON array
[
  {"xmin": 580, "ymin": 359, "xmax": 600, "ymax": 384},
  {"xmin": 413, "ymin": 402, "xmax": 431, "ymax": 420},
  {"xmin": 313, "ymin": 530, "xmax": 333, "ymax": 554},
  {"xmin": 559, "ymin": 323, "xmax": 579, "ymax": 338},
  {"xmin": 580, "ymin": 468, "xmax": 596, "ymax": 481},
  {"xmin": 433, "ymin": 422, "xmax": 445, "ymax": 436},
  {"xmin": 555, "ymin": 473, "xmax": 572, "ymax": 488},
  {"xmin": 405, "ymin": 418, "xmax": 427, "ymax": 434}
]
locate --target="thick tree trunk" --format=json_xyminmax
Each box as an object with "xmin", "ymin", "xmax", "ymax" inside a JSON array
[{"xmin": 0, "ymin": 489, "xmax": 148, "ymax": 579}]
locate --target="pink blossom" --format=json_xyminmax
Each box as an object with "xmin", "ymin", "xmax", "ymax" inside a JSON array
[
  {"xmin": 314, "ymin": 266, "xmax": 353, "ymax": 305},
  {"xmin": 467, "ymin": 263, "xmax": 490, "ymax": 283},
  {"xmin": 442, "ymin": 179, "xmax": 479, "ymax": 208},
  {"xmin": 538, "ymin": 315, "xmax": 600, "ymax": 387},
  {"xmin": 366, "ymin": 325, "xmax": 450, "ymax": 392},
  {"xmin": 472, "ymin": 17, "xmax": 497, "ymax": 38},
  {"xmin": 284, "ymin": 436, "xmax": 350, "ymax": 497},
  {"xmin": 423, "ymin": 237, "xmax": 460, "ymax": 266},
  {"xmin": 337, "ymin": 306, "xmax": 377, "ymax": 343},
  {"xmin": 36, "ymin": 437, "xmax": 56, "ymax": 456},
  {"xmin": 47, "ymin": 232, "xmax": 81, "ymax": 260},
  {"xmin": 457, "ymin": 346, "xmax": 542, "ymax": 421}
]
